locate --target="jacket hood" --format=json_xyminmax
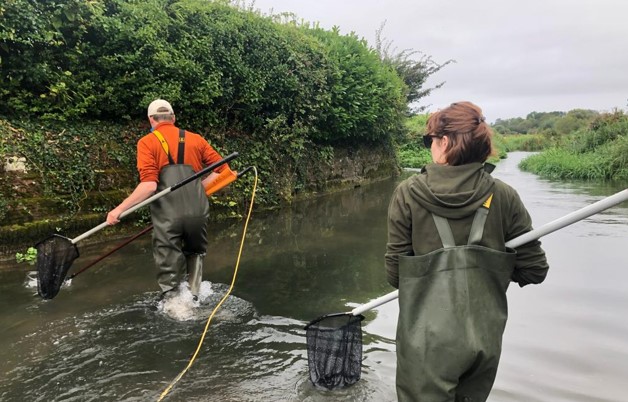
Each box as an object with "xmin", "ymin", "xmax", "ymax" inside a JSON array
[{"xmin": 407, "ymin": 163, "xmax": 496, "ymax": 219}]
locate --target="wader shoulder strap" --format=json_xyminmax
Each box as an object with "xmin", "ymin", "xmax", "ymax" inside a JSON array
[
  {"xmin": 153, "ymin": 129, "xmax": 186, "ymax": 165},
  {"xmin": 431, "ymin": 193, "xmax": 494, "ymax": 248},
  {"xmin": 432, "ymin": 215, "xmax": 456, "ymax": 248},
  {"xmin": 468, "ymin": 193, "xmax": 493, "ymax": 245},
  {"xmin": 177, "ymin": 129, "xmax": 185, "ymax": 164},
  {"xmin": 153, "ymin": 130, "xmax": 176, "ymax": 165}
]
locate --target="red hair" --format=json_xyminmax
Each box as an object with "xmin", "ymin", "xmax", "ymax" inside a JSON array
[{"xmin": 426, "ymin": 101, "xmax": 495, "ymax": 165}]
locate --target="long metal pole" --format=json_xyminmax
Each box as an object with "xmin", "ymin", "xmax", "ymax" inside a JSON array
[
  {"xmin": 67, "ymin": 166, "xmax": 255, "ymax": 279},
  {"xmin": 71, "ymin": 152, "xmax": 238, "ymax": 243}
]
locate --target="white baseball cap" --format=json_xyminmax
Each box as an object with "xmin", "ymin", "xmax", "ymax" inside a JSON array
[{"xmin": 147, "ymin": 99, "xmax": 174, "ymax": 116}]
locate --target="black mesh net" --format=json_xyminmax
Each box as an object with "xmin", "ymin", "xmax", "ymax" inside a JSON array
[
  {"xmin": 304, "ymin": 313, "xmax": 365, "ymax": 389},
  {"xmin": 35, "ymin": 234, "xmax": 80, "ymax": 299}
]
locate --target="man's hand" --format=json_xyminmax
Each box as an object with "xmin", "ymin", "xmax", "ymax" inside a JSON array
[
  {"xmin": 107, "ymin": 207, "xmax": 124, "ymax": 225},
  {"xmin": 106, "ymin": 181, "xmax": 157, "ymax": 225}
]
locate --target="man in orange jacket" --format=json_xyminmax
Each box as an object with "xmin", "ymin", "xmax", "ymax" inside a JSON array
[{"xmin": 107, "ymin": 99, "xmax": 229, "ymax": 299}]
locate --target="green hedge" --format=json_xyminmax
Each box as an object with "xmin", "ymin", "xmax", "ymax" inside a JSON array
[
  {"xmin": 1, "ymin": 0, "xmax": 412, "ymax": 209},
  {"xmin": 0, "ymin": 0, "xmax": 406, "ymax": 145}
]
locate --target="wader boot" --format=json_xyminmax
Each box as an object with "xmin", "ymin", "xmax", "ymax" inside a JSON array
[
  {"xmin": 396, "ymin": 195, "xmax": 516, "ymax": 402},
  {"xmin": 186, "ymin": 253, "xmax": 204, "ymax": 300},
  {"xmin": 150, "ymin": 129, "xmax": 209, "ymax": 295}
]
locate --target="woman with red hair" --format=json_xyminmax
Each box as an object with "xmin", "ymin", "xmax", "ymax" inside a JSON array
[{"xmin": 386, "ymin": 101, "xmax": 549, "ymax": 401}]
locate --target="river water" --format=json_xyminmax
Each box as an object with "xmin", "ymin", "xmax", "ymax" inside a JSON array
[{"xmin": 1, "ymin": 152, "xmax": 627, "ymax": 402}]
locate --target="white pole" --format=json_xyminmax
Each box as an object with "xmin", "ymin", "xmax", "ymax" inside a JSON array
[
  {"xmin": 69, "ymin": 152, "xmax": 238, "ymax": 244},
  {"xmin": 72, "ymin": 187, "xmax": 173, "ymax": 243}
]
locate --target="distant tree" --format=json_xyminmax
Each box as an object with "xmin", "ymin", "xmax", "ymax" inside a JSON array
[
  {"xmin": 555, "ymin": 109, "xmax": 599, "ymax": 135},
  {"xmin": 495, "ymin": 109, "xmax": 599, "ymax": 136},
  {"xmin": 374, "ymin": 22, "xmax": 453, "ymax": 112},
  {"xmin": 567, "ymin": 109, "xmax": 599, "ymax": 120},
  {"xmin": 494, "ymin": 117, "xmax": 531, "ymax": 134},
  {"xmin": 526, "ymin": 111, "xmax": 564, "ymax": 132}
]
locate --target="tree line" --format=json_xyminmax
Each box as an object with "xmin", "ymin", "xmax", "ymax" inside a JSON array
[{"xmin": 493, "ymin": 109, "xmax": 601, "ymax": 136}]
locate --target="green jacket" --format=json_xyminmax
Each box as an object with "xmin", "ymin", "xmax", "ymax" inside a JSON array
[
  {"xmin": 387, "ymin": 162, "xmax": 549, "ymax": 401},
  {"xmin": 385, "ymin": 162, "xmax": 549, "ymax": 289}
]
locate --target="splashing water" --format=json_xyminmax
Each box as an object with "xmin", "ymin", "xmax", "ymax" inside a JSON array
[
  {"xmin": 23, "ymin": 269, "xmax": 252, "ymax": 324},
  {"xmin": 25, "ymin": 271, "xmax": 38, "ymax": 288},
  {"xmin": 158, "ymin": 281, "xmax": 215, "ymax": 321},
  {"xmin": 24, "ymin": 270, "xmax": 72, "ymax": 292}
]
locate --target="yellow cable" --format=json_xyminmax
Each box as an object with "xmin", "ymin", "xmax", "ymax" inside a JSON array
[{"xmin": 158, "ymin": 167, "xmax": 258, "ymax": 401}]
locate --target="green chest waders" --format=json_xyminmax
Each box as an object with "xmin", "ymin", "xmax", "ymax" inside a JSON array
[
  {"xmin": 150, "ymin": 129, "xmax": 209, "ymax": 295},
  {"xmin": 396, "ymin": 195, "xmax": 516, "ymax": 402}
]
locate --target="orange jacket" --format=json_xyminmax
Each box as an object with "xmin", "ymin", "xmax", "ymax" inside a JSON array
[{"xmin": 136, "ymin": 122, "xmax": 227, "ymax": 183}]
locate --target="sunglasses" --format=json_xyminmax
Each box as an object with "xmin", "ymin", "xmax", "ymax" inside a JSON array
[{"xmin": 422, "ymin": 134, "xmax": 441, "ymax": 148}]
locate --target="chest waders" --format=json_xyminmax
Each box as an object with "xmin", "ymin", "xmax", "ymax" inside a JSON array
[
  {"xmin": 396, "ymin": 195, "xmax": 516, "ymax": 402},
  {"xmin": 150, "ymin": 129, "xmax": 209, "ymax": 296}
]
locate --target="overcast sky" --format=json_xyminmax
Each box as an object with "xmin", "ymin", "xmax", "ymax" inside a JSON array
[{"xmin": 251, "ymin": 0, "xmax": 628, "ymax": 122}]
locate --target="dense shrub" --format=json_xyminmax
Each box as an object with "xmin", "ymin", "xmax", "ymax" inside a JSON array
[
  {"xmin": 305, "ymin": 27, "xmax": 407, "ymax": 143},
  {"xmin": 567, "ymin": 111, "xmax": 628, "ymax": 154},
  {"xmin": 1, "ymin": 0, "xmax": 97, "ymax": 118},
  {"xmin": 396, "ymin": 113, "xmax": 429, "ymax": 168},
  {"xmin": 0, "ymin": 0, "xmax": 407, "ymax": 144},
  {"xmin": 500, "ymin": 134, "xmax": 551, "ymax": 152},
  {"xmin": 1, "ymin": 0, "xmax": 414, "ymax": 209}
]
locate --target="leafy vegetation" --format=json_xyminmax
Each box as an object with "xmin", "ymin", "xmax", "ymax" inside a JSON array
[
  {"xmin": 0, "ymin": 119, "xmax": 139, "ymax": 213},
  {"xmin": 0, "ymin": 0, "xmax": 454, "ymax": 251},
  {"xmin": 15, "ymin": 247, "xmax": 37, "ymax": 264},
  {"xmin": 304, "ymin": 26, "xmax": 407, "ymax": 143},
  {"xmin": 493, "ymin": 109, "xmax": 600, "ymax": 136},
  {"xmin": 490, "ymin": 132, "xmax": 508, "ymax": 161},
  {"xmin": 0, "ymin": 0, "xmax": 417, "ymax": 209},
  {"xmin": 493, "ymin": 109, "xmax": 603, "ymax": 153},
  {"xmin": 519, "ymin": 111, "xmax": 628, "ymax": 181},
  {"xmin": 396, "ymin": 114, "xmax": 430, "ymax": 168},
  {"xmin": 499, "ymin": 133, "xmax": 549, "ymax": 152}
]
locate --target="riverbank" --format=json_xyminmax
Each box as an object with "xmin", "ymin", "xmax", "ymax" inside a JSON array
[
  {"xmin": 0, "ymin": 143, "xmax": 400, "ymax": 260},
  {"xmin": 517, "ymin": 111, "xmax": 628, "ymax": 181}
]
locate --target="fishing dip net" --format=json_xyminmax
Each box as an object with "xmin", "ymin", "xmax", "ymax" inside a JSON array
[
  {"xmin": 35, "ymin": 234, "xmax": 80, "ymax": 299},
  {"xmin": 304, "ymin": 312, "xmax": 365, "ymax": 389}
]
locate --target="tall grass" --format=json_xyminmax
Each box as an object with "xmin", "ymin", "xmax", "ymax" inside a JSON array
[{"xmin": 519, "ymin": 148, "xmax": 613, "ymax": 180}]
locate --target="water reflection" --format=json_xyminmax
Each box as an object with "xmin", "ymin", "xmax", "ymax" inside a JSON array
[{"xmin": 0, "ymin": 152, "xmax": 626, "ymax": 401}]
